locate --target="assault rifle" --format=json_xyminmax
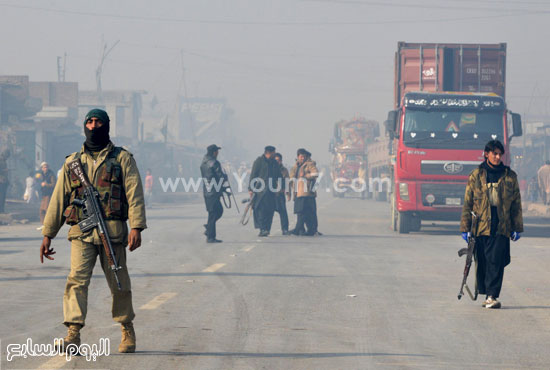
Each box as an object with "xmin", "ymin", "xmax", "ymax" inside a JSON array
[
  {"xmin": 240, "ymin": 193, "xmax": 255, "ymax": 225},
  {"xmin": 457, "ymin": 211, "xmax": 479, "ymax": 301},
  {"xmin": 68, "ymin": 160, "xmax": 122, "ymax": 290},
  {"xmin": 220, "ymin": 169, "xmax": 239, "ymax": 214}
]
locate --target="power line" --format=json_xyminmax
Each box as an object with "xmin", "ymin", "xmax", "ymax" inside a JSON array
[
  {"xmin": 0, "ymin": 2, "xmax": 548, "ymax": 26},
  {"xmin": 119, "ymin": 41, "xmax": 390, "ymax": 59},
  {"xmin": 303, "ymin": 0, "xmax": 550, "ymax": 13}
]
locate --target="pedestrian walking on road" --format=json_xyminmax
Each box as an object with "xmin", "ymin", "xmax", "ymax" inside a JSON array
[
  {"xmin": 249, "ymin": 146, "xmax": 282, "ymax": 237},
  {"xmin": 36, "ymin": 162, "xmax": 56, "ymax": 227},
  {"xmin": 39, "ymin": 109, "xmax": 147, "ymax": 353},
  {"xmin": 200, "ymin": 144, "xmax": 227, "ymax": 243},
  {"xmin": 537, "ymin": 160, "xmax": 550, "ymax": 205},
  {"xmin": 460, "ymin": 140, "xmax": 523, "ymax": 309},
  {"xmin": 527, "ymin": 175, "xmax": 539, "ymax": 203},
  {"xmin": 144, "ymin": 168, "xmax": 154, "ymax": 208}
]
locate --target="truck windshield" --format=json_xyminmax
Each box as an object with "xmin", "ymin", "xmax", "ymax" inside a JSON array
[{"xmin": 403, "ymin": 109, "xmax": 504, "ymax": 149}]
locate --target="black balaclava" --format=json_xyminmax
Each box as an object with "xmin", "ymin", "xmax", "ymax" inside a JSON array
[{"xmin": 84, "ymin": 109, "xmax": 110, "ymax": 151}]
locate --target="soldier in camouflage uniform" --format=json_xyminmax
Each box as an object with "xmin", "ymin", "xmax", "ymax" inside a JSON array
[
  {"xmin": 40, "ymin": 109, "xmax": 147, "ymax": 353},
  {"xmin": 460, "ymin": 140, "xmax": 523, "ymax": 309}
]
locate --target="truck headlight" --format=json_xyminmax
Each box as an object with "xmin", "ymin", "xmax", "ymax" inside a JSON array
[
  {"xmin": 399, "ymin": 182, "xmax": 409, "ymax": 201},
  {"xmin": 425, "ymin": 193, "xmax": 435, "ymax": 204}
]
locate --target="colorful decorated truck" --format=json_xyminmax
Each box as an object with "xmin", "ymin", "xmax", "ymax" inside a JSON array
[{"xmin": 329, "ymin": 118, "xmax": 379, "ymax": 198}]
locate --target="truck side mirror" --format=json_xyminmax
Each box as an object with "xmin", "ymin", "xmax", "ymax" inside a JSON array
[
  {"xmin": 511, "ymin": 112, "xmax": 522, "ymax": 138},
  {"xmin": 385, "ymin": 110, "xmax": 399, "ymax": 138},
  {"xmin": 384, "ymin": 121, "xmax": 394, "ymax": 140}
]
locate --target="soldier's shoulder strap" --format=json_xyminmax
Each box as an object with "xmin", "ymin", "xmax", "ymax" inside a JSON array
[
  {"xmin": 110, "ymin": 146, "xmax": 124, "ymax": 158},
  {"xmin": 109, "ymin": 146, "xmax": 134, "ymax": 163}
]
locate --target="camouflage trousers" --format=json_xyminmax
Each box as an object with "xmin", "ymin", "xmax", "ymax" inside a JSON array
[{"xmin": 63, "ymin": 239, "xmax": 135, "ymax": 327}]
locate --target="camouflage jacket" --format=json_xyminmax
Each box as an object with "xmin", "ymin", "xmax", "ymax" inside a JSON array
[
  {"xmin": 42, "ymin": 142, "xmax": 147, "ymax": 245},
  {"xmin": 460, "ymin": 164, "xmax": 523, "ymax": 237}
]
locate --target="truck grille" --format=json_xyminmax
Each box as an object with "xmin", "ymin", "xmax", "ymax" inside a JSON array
[
  {"xmin": 421, "ymin": 160, "xmax": 479, "ymax": 176},
  {"xmin": 420, "ymin": 183, "xmax": 466, "ymax": 207}
]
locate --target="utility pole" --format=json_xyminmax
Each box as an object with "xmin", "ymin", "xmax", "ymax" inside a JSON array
[
  {"xmin": 178, "ymin": 50, "xmax": 197, "ymax": 147},
  {"xmin": 57, "ymin": 53, "xmax": 67, "ymax": 82},
  {"xmin": 96, "ymin": 37, "xmax": 119, "ymax": 102}
]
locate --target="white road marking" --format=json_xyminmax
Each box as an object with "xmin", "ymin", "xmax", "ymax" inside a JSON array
[
  {"xmin": 139, "ymin": 292, "xmax": 177, "ymax": 310},
  {"xmin": 240, "ymin": 245, "xmax": 256, "ymax": 252},
  {"xmin": 37, "ymin": 354, "xmax": 68, "ymax": 369},
  {"xmin": 202, "ymin": 263, "xmax": 226, "ymax": 273}
]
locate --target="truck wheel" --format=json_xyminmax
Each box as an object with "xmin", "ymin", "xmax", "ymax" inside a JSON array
[
  {"xmin": 397, "ymin": 211, "xmax": 410, "ymax": 234},
  {"xmin": 409, "ymin": 216, "xmax": 421, "ymax": 232}
]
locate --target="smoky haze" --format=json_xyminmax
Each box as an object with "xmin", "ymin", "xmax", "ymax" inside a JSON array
[{"xmin": 1, "ymin": 0, "xmax": 549, "ymax": 164}]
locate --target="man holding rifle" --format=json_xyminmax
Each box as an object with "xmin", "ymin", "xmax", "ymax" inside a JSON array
[
  {"xmin": 200, "ymin": 144, "xmax": 227, "ymax": 243},
  {"xmin": 39, "ymin": 109, "xmax": 147, "ymax": 353},
  {"xmin": 460, "ymin": 140, "xmax": 523, "ymax": 309}
]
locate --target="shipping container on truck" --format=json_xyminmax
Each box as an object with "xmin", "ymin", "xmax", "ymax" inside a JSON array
[{"xmin": 382, "ymin": 42, "xmax": 523, "ymax": 233}]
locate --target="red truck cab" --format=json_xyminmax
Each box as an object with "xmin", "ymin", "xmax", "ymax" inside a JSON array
[
  {"xmin": 386, "ymin": 91, "xmax": 522, "ymax": 233},
  {"xmin": 384, "ymin": 42, "xmax": 523, "ymax": 233}
]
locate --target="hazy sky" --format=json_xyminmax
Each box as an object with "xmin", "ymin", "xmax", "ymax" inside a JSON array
[{"xmin": 1, "ymin": 0, "xmax": 549, "ymax": 163}]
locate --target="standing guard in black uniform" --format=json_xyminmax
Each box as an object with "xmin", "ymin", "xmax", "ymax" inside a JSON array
[{"xmin": 200, "ymin": 144, "xmax": 227, "ymax": 243}]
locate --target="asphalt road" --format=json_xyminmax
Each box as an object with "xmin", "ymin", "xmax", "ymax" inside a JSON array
[{"xmin": 1, "ymin": 194, "xmax": 550, "ymax": 370}]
